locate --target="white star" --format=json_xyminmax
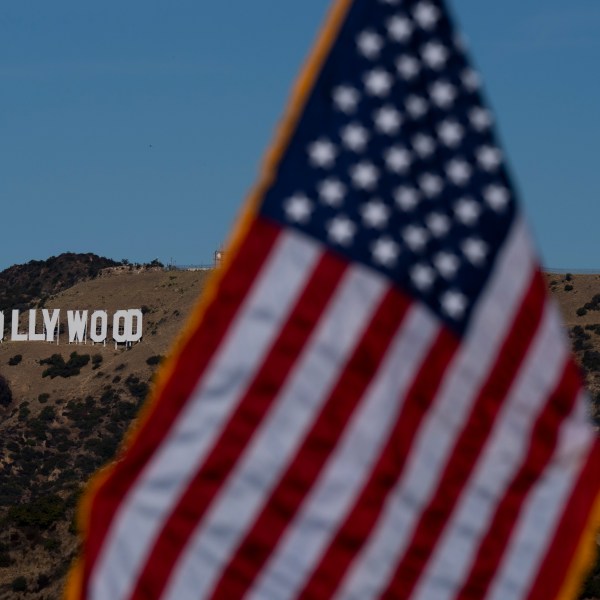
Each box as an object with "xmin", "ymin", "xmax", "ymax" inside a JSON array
[
  {"xmin": 411, "ymin": 263, "xmax": 436, "ymax": 291},
  {"xmin": 374, "ymin": 105, "xmax": 403, "ymax": 134},
  {"xmin": 483, "ymin": 184, "xmax": 510, "ymax": 211},
  {"xmin": 396, "ymin": 55, "xmax": 421, "ymax": 80},
  {"xmin": 357, "ymin": 30, "xmax": 383, "ymax": 59},
  {"xmin": 454, "ymin": 197, "xmax": 481, "ymax": 225},
  {"xmin": 422, "ymin": 41, "xmax": 449, "ymax": 70},
  {"xmin": 361, "ymin": 200, "xmax": 390, "ymax": 228},
  {"xmin": 384, "ymin": 146, "xmax": 412, "ymax": 174},
  {"xmin": 341, "ymin": 123, "xmax": 369, "ymax": 152},
  {"xmin": 394, "ymin": 186, "xmax": 420, "ymax": 211},
  {"xmin": 284, "ymin": 194, "xmax": 313, "ymax": 223},
  {"xmin": 469, "ymin": 107, "xmax": 493, "ymax": 131},
  {"xmin": 446, "ymin": 158, "xmax": 472, "ymax": 186},
  {"xmin": 308, "ymin": 139, "xmax": 337, "ymax": 168},
  {"xmin": 333, "ymin": 86, "xmax": 360, "ymax": 113},
  {"xmin": 413, "ymin": 134, "xmax": 436, "ymax": 158},
  {"xmin": 350, "ymin": 161, "xmax": 379, "ymax": 190},
  {"xmin": 441, "ymin": 290, "xmax": 468, "ymax": 319},
  {"xmin": 328, "ymin": 216, "xmax": 356, "ymax": 246},
  {"xmin": 406, "ymin": 95, "xmax": 428, "ymax": 119},
  {"xmin": 426, "ymin": 212, "xmax": 451, "ymax": 237},
  {"xmin": 372, "ymin": 237, "xmax": 400, "ymax": 267},
  {"xmin": 434, "ymin": 251, "xmax": 460, "ymax": 279},
  {"xmin": 413, "ymin": 2, "xmax": 441, "ymax": 30},
  {"xmin": 430, "ymin": 80, "xmax": 457, "ymax": 109},
  {"xmin": 387, "ymin": 15, "xmax": 413, "ymax": 42},
  {"xmin": 462, "ymin": 237, "xmax": 488, "ymax": 266},
  {"xmin": 364, "ymin": 69, "xmax": 393, "ymax": 97},
  {"xmin": 403, "ymin": 225, "xmax": 429, "ymax": 252},
  {"xmin": 438, "ymin": 119, "xmax": 464, "ymax": 147},
  {"xmin": 462, "ymin": 68, "xmax": 481, "ymax": 92},
  {"xmin": 419, "ymin": 173, "xmax": 444, "ymax": 198},
  {"xmin": 318, "ymin": 178, "xmax": 346, "ymax": 206},
  {"xmin": 476, "ymin": 146, "xmax": 503, "ymax": 171}
]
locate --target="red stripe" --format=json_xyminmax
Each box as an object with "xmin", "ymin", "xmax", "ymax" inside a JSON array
[
  {"xmin": 83, "ymin": 217, "xmax": 280, "ymax": 590},
  {"xmin": 298, "ymin": 326, "xmax": 460, "ymax": 599},
  {"xmin": 455, "ymin": 359, "xmax": 582, "ymax": 599},
  {"xmin": 381, "ymin": 270, "xmax": 547, "ymax": 600},
  {"xmin": 208, "ymin": 286, "xmax": 412, "ymax": 599},
  {"xmin": 525, "ymin": 439, "xmax": 600, "ymax": 600},
  {"xmin": 128, "ymin": 250, "xmax": 348, "ymax": 599}
]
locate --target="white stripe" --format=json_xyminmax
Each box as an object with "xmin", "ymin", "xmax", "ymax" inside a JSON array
[
  {"xmin": 487, "ymin": 393, "xmax": 595, "ymax": 600},
  {"xmin": 247, "ymin": 305, "xmax": 440, "ymax": 600},
  {"xmin": 164, "ymin": 264, "xmax": 388, "ymax": 600},
  {"xmin": 336, "ymin": 216, "xmax": 537, "ymax": 600},
  {"xmin": 89, "ymin": 230, "xmax": 321, "ymax": 600},
  {"xmin": 411, "ymin": 302, "xmax": 569, "ymax": 600}
]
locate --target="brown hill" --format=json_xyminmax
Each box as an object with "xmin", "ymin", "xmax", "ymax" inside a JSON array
[
  {"xmin": 0, "ymin": 265, "xmax": 209, "ymax": 599},
  {"xmin": 0, "ymin": 267, "xmax": 597, "ymax": 599}
]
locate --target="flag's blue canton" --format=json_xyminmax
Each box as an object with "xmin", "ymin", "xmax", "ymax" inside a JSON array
[{"xmin": 260, "ymin": 0, "xmax": 516, "ymax": 335}]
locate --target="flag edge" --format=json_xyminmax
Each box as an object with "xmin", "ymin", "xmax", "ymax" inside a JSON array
[{"xmin": 557, "ymin": 484, "xmax": 600, "ymax": 600}]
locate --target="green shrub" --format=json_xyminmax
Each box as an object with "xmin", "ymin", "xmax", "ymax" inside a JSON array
[
  {"xmin": 125, "ymin": 374, "xmax": 149, "ymax": 401},
  {"xmin": 42, "ymin": 537, "xmax": 59, "ymax": 551},
  {"xmin": 0, "ymin": 552, "xmax": 12, "ymax": 567},
  {"xmin": 0, "ymin": 375, "xmax": 12, "ymax": 407},
  {"xmin": 36, "ymin": 573, "xmax": 51, "ymax": 590},
  {"xmin": 92, "ymin": 354, "xmax": 103, "ymax": 369},
  {"xmin": 38, "ymin": 393, "xmax": 50, "ymax": 404},
  {"xmin": 146, "ymin": 355, "xmax": 163, "ymax": 366},
  {"xmin": 8, "ymin": 494, "xmax": 66, "ymax": 529},
  {"xmin": 8, "ymin": 354, "xmax": 22, "ymax": 366},
  {"xmin": 40, "ymin": 352, "xmax": 90, "ymax": 378},
  {"xmin": 0, "ymin": 482, "xmax": 22, "ymax": 505},
  {"xmin": 582, "ymin": 350, "xmax": 600, "ymax": 373},
  {"xmin": 84, "ymin": 436, "xmax": 120, "ymax": 461},
  {"xmin": 564, "ymin": 284, "xmax": 573, "ymax": 292},
  {"xmin": 39, "ymin": 406, "xmax": 56, "ymax": 422},
  {"xmin": 18, "ymin": 403, "xmax": 30, "ymax": 421},
  {"xmin": 577, "ymin": 307, "xmax": 587, "ymax": 317},
  {"xmin": 11, "ymin": 576, "xmax": 27, "ymax": 592}
]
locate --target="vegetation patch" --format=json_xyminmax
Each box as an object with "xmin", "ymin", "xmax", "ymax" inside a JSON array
[
  {"xmin": 8, "ymin": 354, "xmax": 22, "ymax": 366},
  {"xmin": 0, "ymin": 375, "xmax": 12, "ymax": 407},
  {"xmin": 125, "ymin": 374, "xmax": 149, "ymax": 401},
  {"xmin": 8, "ymin": 494, "xmax": 66, "ymax": 529},
  {"xmin": 40, "ymin": 351, "xmax": 90, "ymax": 378}
]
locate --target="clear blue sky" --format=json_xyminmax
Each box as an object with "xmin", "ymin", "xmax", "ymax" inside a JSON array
[{"xmin": 1, "ymin": 1, "xmax": 599, "ymax": 271}]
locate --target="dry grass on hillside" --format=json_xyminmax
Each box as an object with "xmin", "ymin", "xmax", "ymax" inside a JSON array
[{"xmin": 0, "ymin": 267, "xmax": 210, "ymax": 599}]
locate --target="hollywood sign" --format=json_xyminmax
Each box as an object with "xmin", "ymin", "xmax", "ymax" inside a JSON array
[{"xmin": 0, "ymin": 309, "xmax": 143, "ymax": 344}]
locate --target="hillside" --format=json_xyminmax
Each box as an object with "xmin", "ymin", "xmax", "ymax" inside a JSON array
[
  {"xmin": 0, "ymin": 263, "xmax": 209, "ymax": 599},
  {"xmin": 0, "ymin": 265, "xmax": 597, "ymax": 598}
]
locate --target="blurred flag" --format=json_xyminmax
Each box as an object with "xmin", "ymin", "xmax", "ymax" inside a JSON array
[{"xmin": 68, "ymin": 0, "xmax": 600, "ymax": 598}]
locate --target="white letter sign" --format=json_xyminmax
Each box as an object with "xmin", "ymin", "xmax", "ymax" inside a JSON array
[
  {"xmin": 90, "ymin": 311, "xmax": 108, "ymax": 343},
  {"xmin": 11, "ymin": 310, "xmax": 27, "ymax": 341},
  {"xmin": 43, "ymin": 309, "xmax": 60, "ymax": 342},
  {"xmin": 68, "ymin": 310, "xmax": 88, "ymax": 343}
]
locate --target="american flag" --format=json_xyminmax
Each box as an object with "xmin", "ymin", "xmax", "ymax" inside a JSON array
[{"xmin": 69, "ymin": 0, "xmax": 600, "ymax": 598}]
